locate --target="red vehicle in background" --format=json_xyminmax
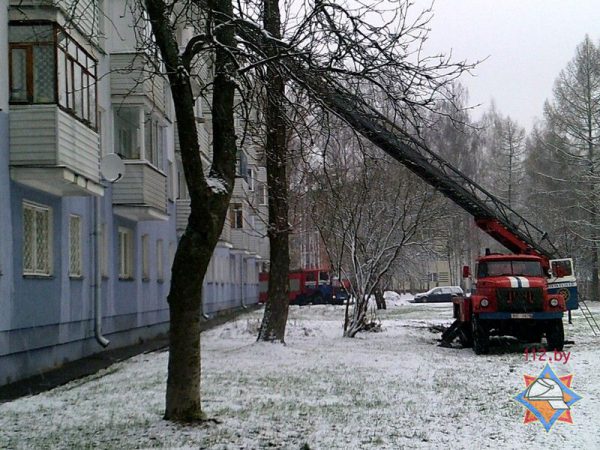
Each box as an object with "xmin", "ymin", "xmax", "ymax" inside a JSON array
[{"xmin": 259, "ymin": 268, "xmax": 350, "ymax": 305}]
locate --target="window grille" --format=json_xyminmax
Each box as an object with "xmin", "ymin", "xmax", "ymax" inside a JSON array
[
  {"xmin": 69, "ymin": 215, "xmax": 82, "ymax": 276},
  {"xmin": 23, "ymin": 202, "xmax": 52, "ymax": 275}
]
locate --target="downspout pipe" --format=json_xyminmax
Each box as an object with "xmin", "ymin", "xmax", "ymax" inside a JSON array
[
  {"xmin": 240, "ymin": 254, "xmax": 247, "ymax": 309},
  {"xmin": 94, "ymin": 193, "xmax": 109, "ymax": 347}
]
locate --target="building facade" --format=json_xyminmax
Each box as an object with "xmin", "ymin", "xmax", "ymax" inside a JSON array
[{"xmin": 0, "ymin": 0, "xmax": 268, "ymax": 386}]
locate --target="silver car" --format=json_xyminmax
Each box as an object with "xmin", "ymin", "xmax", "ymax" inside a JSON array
[{"xmin": 412, "ymin": 286, "xmax": 463, "ymax": 303}]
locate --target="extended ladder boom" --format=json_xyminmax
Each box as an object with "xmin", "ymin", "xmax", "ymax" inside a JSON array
[{"xmin": 290, "ymin": 68, "xmax": 559, "ymax": 260}]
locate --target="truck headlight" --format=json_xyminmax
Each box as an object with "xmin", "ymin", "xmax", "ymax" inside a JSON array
[
  {"xmin": 480, "ymin": 298, "xmax": 489, "ymax": 308},
  {"xmin": 550, "ymin": 298, "xmax": 559, "ymax": 307}
]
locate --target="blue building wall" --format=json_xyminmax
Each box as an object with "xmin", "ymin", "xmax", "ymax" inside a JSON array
[
  {"xmin": 0, "ymin": 179, "xmax": 176, "ymax": 384},
  {"xmin": 0, "ymin": 170, "xmax": 261, "ymax": 385},
  {"xmin": 0, "ymin": 1, "xmax": 264, "ymax": 388},
  {"xmin": 0, "ymin": 112, "xmax": 15, "ymax": 358}
]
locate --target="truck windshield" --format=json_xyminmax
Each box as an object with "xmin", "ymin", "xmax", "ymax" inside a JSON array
[{"xmin": 478, "ymin": 260, "xmax": 543, "ymax": 277}]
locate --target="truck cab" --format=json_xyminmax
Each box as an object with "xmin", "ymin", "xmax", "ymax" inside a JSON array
[{"xmin": 455, "ymin": 254, "xmax": 567, "ymax": 354}]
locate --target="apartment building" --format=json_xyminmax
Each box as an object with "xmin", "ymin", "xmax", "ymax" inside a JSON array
[{"xmin": 0, "ymin": 0, "xmax": 268, "ymax": 386}]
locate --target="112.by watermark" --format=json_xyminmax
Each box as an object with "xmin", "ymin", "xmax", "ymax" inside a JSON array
[{"xmin": 524, "ymin": 347, "xmax": 571, "ymax": 364}]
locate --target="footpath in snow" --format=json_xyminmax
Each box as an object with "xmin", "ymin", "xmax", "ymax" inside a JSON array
[{"xmin": 1, "ymin": 292, "xmax": 599, "ymax": 449}]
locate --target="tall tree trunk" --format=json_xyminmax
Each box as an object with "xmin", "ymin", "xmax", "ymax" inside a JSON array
[
  {"xmin": 258, "ymin": 0, "xmax": 290, "ymax": 342},
  {"xmin": 145, "ymin": 0, "xmax": 237, "ymax": 421},
  {"xmin": 588, "ymin": 135, "xmax": 599, "ymax": 301},
  {"xmin": 345, "ymin": 294, "xmax": 368, "ymax": 337},
  {"xmin": 374, "ymin": 287, "xmax": 386, "ymax": 310}
]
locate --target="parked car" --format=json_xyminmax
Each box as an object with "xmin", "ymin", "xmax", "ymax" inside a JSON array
[{"xmin": 412, "ymin": 286, "xmax": 463, "ymax": 303}]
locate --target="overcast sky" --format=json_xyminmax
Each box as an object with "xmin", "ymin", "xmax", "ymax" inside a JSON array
[{"xmin": 417, "ymin": 0, "xmax": 600, "ymax": 130}]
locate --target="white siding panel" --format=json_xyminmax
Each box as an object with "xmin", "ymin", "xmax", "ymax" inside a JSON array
[
  {"xmin": 175, "ymin": 199, "xmax": 190, "ymax": 232},
  {"xmin": 10, "ymin": 106, "xmax": 100, "ymax": 182},
  {"xmin": 113, "ymin": 162, "xmax": 167, "ymax": 213},
  {"xmin": 231, "ymin": 229, "xmax": 249, "ymax": 250},
  {"xmin": 10, "ymin": 106, "xmax": 58, "ymax": 165},
  {"xmin": 56, "ymin": 109, "xmax": 100, "ymax": 181},
  {"xmin": 143, "ymin": 164, "xmax": 167, "ymax": 209},
  {"xmin": 111, "ymin": 53, "xmax": 167, "ymax": 113}
]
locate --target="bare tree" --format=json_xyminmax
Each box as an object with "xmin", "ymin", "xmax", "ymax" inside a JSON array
[
  {"xmin": 479, "ymin": 106, "xmax": 526, "ymax": 209},
  {"xmin": 142, "ymin": 0, "xmax": 239, "ymax": 422},
  {"xmin": 249, "ymin": 0, "xmax": 474, "ymax": 338},
  {"xmin": 134, "ymin": 0, "xmax": 471, "ymax": 419},
  {"xmin": 308, "ymin": 130, "xmax": 443, "ymax": 336},
  {"xmin": 541, "ymin": 35, "xmax": 600, "ymax": 300},
  {"xmin": 257, "ymin": 0, "xmax": 290, "ymax": 342},
  {"xmin": 423, "ymin": 85, "xmax": 484, "ymax": 284}
]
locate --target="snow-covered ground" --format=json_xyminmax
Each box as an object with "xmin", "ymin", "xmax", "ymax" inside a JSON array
[{"xmin": 1, "ymin": 294, "xmax": 600, "ymax": 449}]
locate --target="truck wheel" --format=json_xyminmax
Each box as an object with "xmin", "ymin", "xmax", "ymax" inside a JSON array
[
  {"xmin": 458, "ymin": 325, "xmax": 473, "ymax": 348},
  {"xmin": 472, "ymin": 315, "xmax": 489, "ymax": 355},
  {"xmin": 523, "ymin": 329, "xmax": 542, "ymax": 343},
  {"xmin": 546, "ymin": 319, "xmax": 564, "ymax": 351},
  {"xmin": 312, "ymin": 293, "xmax": 324, "ymax": 305}
]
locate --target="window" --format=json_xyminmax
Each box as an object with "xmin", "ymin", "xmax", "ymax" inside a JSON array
[
  {"xmin": 236, "ymin": 150, "xmax": 248, "ymax": 178},
  {"xmin": 319, "ymin": 271, "xmax": 330, "ymax": 285},
  {"xmin": 176, "ymin": 159, "xmax": 189, "ymax": 200},
  {"xmin": 259, "ymin": 184, "xmax": 268, "ymax": 205},
  {"xmin": 157, "ymin": 239, "xmax": 164, "ymax": 281},
  {"xmin": 9, "ymin": 23, "xmax": 97, "ymax": 127},
  {"xmin": 69, "ymin": 215, "xmax": 82, "ymax": 277},
  {"xmin": 23, "ymin": 202, "xmax": 52, "ymax": 276},
  {"xmin": 9, "ymin": 25, "xmax": 55, "ymax": 104},
  {"xmin": 115, "ymin": 107, "xmax": 141, "ymax": 159},
  {"xmin": 118, "ymin": 227, "xmax": 134, "ymax": 279},
  {"xmin": 142, "ymin": 233, "xmax": 150, "ymax": 280},
  {"xmin": 145, "ymin": 113, "xmax": 164, "ymax": 168},
  {"xmin": 305, "ymin": 271, "xmax": 317, "ymax": 287},
  {"xmin": 478, "ymin": 260, "xmax": 543, "ymax": 278},
  {"xmin": 247, "ymin": 168, "xmax": 255, "ymax": 191},
  {"xmin": 551, "ymin": 259, "xmax": 573, "ymax": 278},
  {"xmin": 58, "ymin": 29, "xmax": 97, "ymax": 125},
  {"xmin": 230, "ymin": 203, "xmax": 243, "ymax": 229}
]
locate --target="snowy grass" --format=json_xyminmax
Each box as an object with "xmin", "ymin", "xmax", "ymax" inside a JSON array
[{"xmin": 1, "ymin": 297, "xmax": 600, "ymax": 449}]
